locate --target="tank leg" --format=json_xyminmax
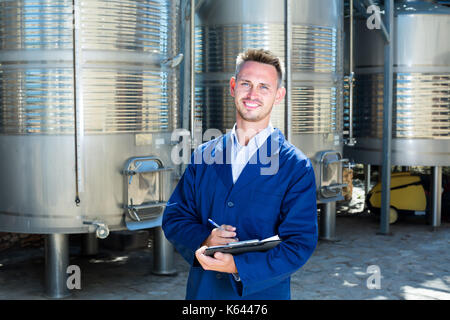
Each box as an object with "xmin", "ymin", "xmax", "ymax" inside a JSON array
[
  {"xmin": 81, "ymin": 232, "xmax": 98, "ymax": 256},
  {"xmin": 364, "ymin": 164, "xmax": 371, "ymax": 196},
  {"xmin": 431, "ymin": 166, "xmax": 442, "ymax": 230},
  {"xmin": 45, "ymin": 233, "xmax": 70, "ymax": 298},
  {"xmin": 319, "ymin": 202, "xmax": 338, "ymax": 242},
  {"xmin": 152, "ymin": 226, "xmax": 177, "ymax": 275}
]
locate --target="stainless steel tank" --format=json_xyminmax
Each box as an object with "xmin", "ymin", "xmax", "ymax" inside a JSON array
[
  {"xmin": 1, "ymin": 0, "xmax": 181, "ymax": 297},
  {"xmin": 344, "ymin": 0, "xmax": 450, "ymax": 166},
  {"xmin": 0, "ymin": 0, "xmax": 181, "ymax": 235},
  {"xmin": 194, "ymin": 0, "xmax": 345, "ymax": 200},
  {"xmin": 195, "ymin": 0, "xmax": 344, "ymax": 151},
  {"xmin": 194, "ymin": 0, "xmax": 286, "ymax": 133},
  {"xmin": 194, "ymin": 0, "xmax": 345, "ymax": 240}
]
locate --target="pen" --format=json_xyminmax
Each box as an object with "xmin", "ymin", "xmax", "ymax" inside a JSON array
[
  {"xmin": 207, "ymin": 218, "xmax": 223, "ymax": 230},
  {"xmin": 208, "ymin": 218, "xmax": 239, "ymax": 242}
]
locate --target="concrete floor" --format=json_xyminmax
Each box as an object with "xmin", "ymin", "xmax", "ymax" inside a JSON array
[{"xmin": 0, "ymin": 212, "xmax": 448, "ymax": 300}]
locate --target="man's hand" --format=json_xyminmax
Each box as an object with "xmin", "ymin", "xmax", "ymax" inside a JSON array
[
  {"xmin": 195, "ymin": 246, "xmax": 238, "ymax": 274},
  {"xmin": 201, "ymin": 224, "xmax": 238, "ymax": 247}
]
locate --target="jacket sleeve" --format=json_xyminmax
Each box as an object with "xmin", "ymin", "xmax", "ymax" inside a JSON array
[
  {"xmin": 231, "ymin": 160, "xmax": 318, "ymax": 297},
  {"xmin": 162, "ymin": 153, "xmax": 211, "ymax": 266}
]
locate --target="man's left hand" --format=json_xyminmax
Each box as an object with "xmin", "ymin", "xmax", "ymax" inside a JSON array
[{"xmin": 195, "ymin": 246, "xmax": 238, "ymax": 274}]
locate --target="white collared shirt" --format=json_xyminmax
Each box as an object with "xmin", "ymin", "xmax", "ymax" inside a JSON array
[{"xmin": 230, "ymin": 123, "xmax": 274, "ymax": 184}]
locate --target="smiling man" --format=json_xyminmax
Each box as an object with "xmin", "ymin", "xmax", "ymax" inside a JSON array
[
  {"xmin": 162, "ymin": 49, "xmax": 318, "ymax": 299},
  {"xmin": 232, "ymin": 59, "xmax": 284, "ymax": 122}
]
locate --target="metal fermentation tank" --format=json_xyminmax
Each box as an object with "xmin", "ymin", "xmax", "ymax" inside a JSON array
[
  {"xmin": 344, "ymin": 0, "xmax": 450, "ymax": 166},
  {"xmin": 194, "ymin": 0, "xmax": 345, "ymax": 240},
  {"xmin": 343, "ymin": 0, "xmax": 450, "ymax": 229},
  {"xmin": 0, "ymin": 0, "xmax": 181, "ymax": 297}
]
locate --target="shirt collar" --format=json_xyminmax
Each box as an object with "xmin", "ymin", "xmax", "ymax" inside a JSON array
[{"xmin": 230, "ymin": 123, "xmax": 274, "ymax": 149}]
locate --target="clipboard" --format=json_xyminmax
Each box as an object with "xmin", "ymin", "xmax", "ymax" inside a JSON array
[{"xmin": 204, "ymin": 235, "xmax": 281, "ymax": 257}]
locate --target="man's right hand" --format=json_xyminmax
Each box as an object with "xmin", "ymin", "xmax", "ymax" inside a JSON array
[{"xmin": 202, "ymin": 225, "xmax": 238, "ymax": 247}]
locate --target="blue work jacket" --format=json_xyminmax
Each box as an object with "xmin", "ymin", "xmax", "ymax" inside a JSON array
[{"xmin": 162, "ymin": 128, "xmax": 318, "ymax": 299}]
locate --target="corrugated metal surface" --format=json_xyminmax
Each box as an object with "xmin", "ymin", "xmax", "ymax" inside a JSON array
[
  {"xmin": 291, "ymin": 25, "xmax": 337, "ymax": 73},
  {"xmin": 78, "ymin": 0, "xmax": 171, "ymax": 53},
  {"xmin": 354, "ymin": 73, "xmax": 450, "ymax": 139},
  {"xmin": 0, "ymin": 0, "xmax": 181, "ymax": 234},
  {"xmin": 0, "ymin": 0, "xmax": 73, "ymax": 50},
  {"xmin": 0, "ymin": 0, "xmax": 179, "ymax": 134},
  {"xmin": 0, "ymin": 67, "xmax": 74, "ymax": 134},
  {"xmin": 195, "ymin": 22, "xmax": 339, "ymax": 134},
  {"xmin": 82, "ymin": 68, "xmax": 174, "ymax": 133},
  {"xmin": 195, "ymin": 24, "xmax": 285, "ymax": 73},
  {"xmin": 195, "ymin": 24, "xmax": 285, "ymax": 132},
  {"xmin": 291, "ymin": 85, "xmax": 337, "ymax": 133}
]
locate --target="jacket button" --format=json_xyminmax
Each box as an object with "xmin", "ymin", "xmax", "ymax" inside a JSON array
[
  {"xmin": 227, "ymin": 201, "xmax": 234, "ymax": 208},
  {"xmin": 216, "ymin": 273, "xmax": 223, "ymax": 279}
]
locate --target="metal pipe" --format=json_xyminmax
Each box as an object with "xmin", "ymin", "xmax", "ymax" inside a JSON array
[
  {"xmin": 190, "ymin": 0, "xmax": 196, "ymax": 147},
  {"xmin": 285, "ymin": 0, "xmax": 292, "ymax": 141},
  {"xmin": 380, "ymin": 0, "xmax": 394, "ymax": 235},
  {"xmin": 81, "ymin": 232, "xmax": 98, "ymax": 256},
  {"xmin": 431, "ymin": 166, "xmax": 442, "ymax": 229},
  {"xmin": 319, "ymin": 202, "xmax": 337, "ymax": 241},
  {"xmin": 347, "ymin": 0, "xmax": 356, "ymax": 146},
  {"xmin": 152, "ymin": 226, "xmax": 177, "ymax": 275},
  {"xmin": 349, "ymin": 0, "xmax": 354, "ymax": 73},
  {"xmin": 72, "ymin": 0, "xmax": 81, "ymax": 205},
  {"xmin": 82, "ymin": 220, "xmax": 110, "ymax": 239},
  {"xmin": 182, "ymin": 0, "xmax": 192, "ymax": 137},
  {"xmin": 45, "ymin": 234, "xmax": 70, "ymax": 298},
  {"xmin": 364, "ymin": 164, "xmax": 371, "ymax": 195}
]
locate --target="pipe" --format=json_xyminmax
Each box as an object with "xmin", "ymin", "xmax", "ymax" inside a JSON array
[
  {"xmin": 190, "ymin": 0, "xmax": 196, "ymax": 147},
  {"xmin": 319, "ymin": 202, "xmax": 337, "ymax": 241},
  {"xmin": 182, "ymin": 0, "xmax": 192, "ymax": 140},
  {"xmin": 45, "ymin": 234, "xmax": 70, "ymax": 298},
  {"xmin": 285, "ymin": 0, "xmax": 292, "ymax": 141},
  {"xmin": 379, "ymin": 0, "xmax": 394, "ymax": 235},
  {"xmin": 431, "ymin": 166, "xmax": 442, "ymax": 229},
  {"xmin": 81, "ymin": 232, "xmax": 98, "ymax": 256},
  {"xmin": 72, "ymin": 0, "xmax": 82, "ymax": 205},
  {"xmin": 83, "ymin": 220, "xmax": 110, "ymax": 239},
  {"xmin": 347, "ymin": 0, "xmax": 356, "ymax": 146},
  {"xmin": 152, "ymin": 226, "xmax": 177, "ymax": 275},
  {"xmin": 364, "ymin": 164, "xmax": 371, "ymax": 195}
]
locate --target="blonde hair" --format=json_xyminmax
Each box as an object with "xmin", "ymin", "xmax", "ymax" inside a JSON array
[{"xmin": 235, "ymin": 48, "xmax": 285, "ymax": 87}]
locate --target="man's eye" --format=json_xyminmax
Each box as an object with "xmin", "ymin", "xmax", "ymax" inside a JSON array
[
  {"xmin": 241, "ymin": 82, "xmax": 249, "ymax": 87},
  {"xmin": 261, "ymin": 85, "xmax": 269, "ymax": 90}
]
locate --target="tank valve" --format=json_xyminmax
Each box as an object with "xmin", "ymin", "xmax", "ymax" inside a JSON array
[{"xmin": 83, "ymin": 220, "xmax": 110, "ymax": 239}]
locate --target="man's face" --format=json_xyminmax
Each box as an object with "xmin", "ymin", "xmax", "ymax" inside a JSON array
[{"xmin": 230, "ymin": 61, "xmax": 286, "ymax": 124}]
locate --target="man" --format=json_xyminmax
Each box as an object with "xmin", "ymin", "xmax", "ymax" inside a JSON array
[{"xmin": 162, "ymin": 48, "xmax": 318, "ymax": 299}]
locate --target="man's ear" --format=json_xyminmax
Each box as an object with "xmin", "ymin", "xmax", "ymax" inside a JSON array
[
  {"xmin": 275, "ymin": 86, "xmax": 286, "ymax": 104},
  {"xmin": 230, "ymin": 77, "xmax": 236, "ymax": 97}
]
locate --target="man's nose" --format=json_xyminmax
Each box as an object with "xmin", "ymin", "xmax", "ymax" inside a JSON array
[{"xmin": 247, "ymin": 86, "xmax": 259, "ymax": 99}]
